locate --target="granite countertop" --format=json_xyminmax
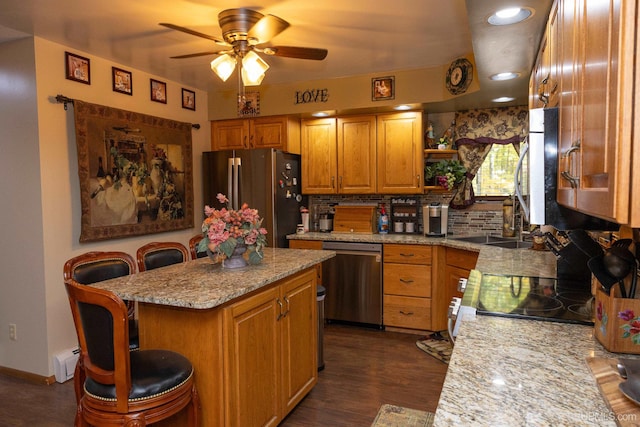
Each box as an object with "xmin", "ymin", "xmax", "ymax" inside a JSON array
[
  {"xmin": 432, "ymin": 246, "xmax": 628, "ymax": 426},
  {"xmin": 90, "ymin": 247, "xmax": 335, "ymax": 309},
  {"xmin": 289, "ymin": 232, "xmax": 624, "ymax": 425}
]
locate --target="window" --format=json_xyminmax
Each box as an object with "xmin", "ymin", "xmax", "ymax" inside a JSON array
[{"xmin": 472, "ymin": 144, "xmax": 526, "ymax": 196}]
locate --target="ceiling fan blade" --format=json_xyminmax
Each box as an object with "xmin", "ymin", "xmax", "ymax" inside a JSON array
[
  {"xmin": 247, "ymin": 15, "xmax": 290, "ymax": 44},
  {"xmin": 263, "ymin": 46, "xmax": 328, "ymax": 60},
  {"xmin": 159, "ymin": 23, "xmax": 227, "ymax": 45},
  {"xmin": 170, "ymin": 51, "xmax": 223, "ymax": 59}
]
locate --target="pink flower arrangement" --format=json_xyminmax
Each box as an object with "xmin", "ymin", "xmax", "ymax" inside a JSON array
[{"xmin": 197, "ymin": 193, "xmax": 267, "ymax": 264}]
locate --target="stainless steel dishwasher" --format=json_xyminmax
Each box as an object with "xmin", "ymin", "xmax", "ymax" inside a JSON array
[{"xmin": 322, "ymin": 241, "xmax": 383, "ymax": 328}]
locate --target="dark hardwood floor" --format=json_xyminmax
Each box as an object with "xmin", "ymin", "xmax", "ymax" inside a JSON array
[{"xmin": 0, "ymin": 324, "xmax": 447, "ymax": 426}]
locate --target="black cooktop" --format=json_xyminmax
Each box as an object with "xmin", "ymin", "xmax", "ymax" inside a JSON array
[{"xmin": 474, "ymin": 273, "xmax": 594, "ymax": 325}]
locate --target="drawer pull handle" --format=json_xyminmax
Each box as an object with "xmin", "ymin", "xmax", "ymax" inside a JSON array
[
  {"xmin": 399, "ymin": 253, "xmax": 415, "ymax": 257},
  {"xmin": 399, "ymin": 310, "xmax": 414, "ymax": 316},
  {"xmin": 399, "ymin": 278, "xmax": 414, "ymax": 284}
]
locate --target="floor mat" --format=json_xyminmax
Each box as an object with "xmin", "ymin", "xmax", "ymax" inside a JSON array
[
  {"xmin": 415, "ymin": 331, "xmax": 452, "ymax": 364},
  {"xmin": 371, "ymin": 404, "xmax": 434, "ymax": 427}
]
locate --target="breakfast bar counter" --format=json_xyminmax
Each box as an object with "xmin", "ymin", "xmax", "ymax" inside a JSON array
[
  {"xmin": 91, "ymin": 247, "xmax": 335, "ymax": 309},
  {"xmin": 92, "ymin": 247, "xmax": 335, "ymax": 427}
]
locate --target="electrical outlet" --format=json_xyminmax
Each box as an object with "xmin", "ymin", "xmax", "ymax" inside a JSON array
[{"xmin": 9, "ymin": 323, "xmax": 16, "ymax": 341}]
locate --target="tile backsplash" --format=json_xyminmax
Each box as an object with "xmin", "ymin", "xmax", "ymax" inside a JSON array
[{"xmin": 307, "ymin": 193, "xmax": 507, "ymax": 236}]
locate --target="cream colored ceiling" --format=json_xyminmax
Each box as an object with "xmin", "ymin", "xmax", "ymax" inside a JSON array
[{"xmin": 0, "ymin": 0, "xmax": 551, "ymax": 113}]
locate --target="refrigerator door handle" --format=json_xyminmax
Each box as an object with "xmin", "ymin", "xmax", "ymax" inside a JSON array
[
  {"xmin": 227, "ymin": 158, "xmax": 234, "ymax": 208},
  {"xmin": 232, "ymin": 157, "xmax": 241, "ymax": 210}
]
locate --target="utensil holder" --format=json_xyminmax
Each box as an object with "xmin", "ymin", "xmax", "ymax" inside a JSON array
[{"xmin": 594, "ymin": 287, "xmax": 640, "ymax": 354}]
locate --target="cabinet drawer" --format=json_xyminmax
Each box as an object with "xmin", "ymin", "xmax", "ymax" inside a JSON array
[
  {"xmin": 383, "ymin": 295, "xmax": 431, "ymax": 330},
  {"xmin": 384, "ymin": 244, "xmax": 432, "ymax": 264},
  {"xmin": 383, "ymin": 263, "xmax": 431, "ymax": 297},
  {"xmin": 446, "ymin": 247, "xmax": 478, "ymax": 270},
  {"xmin": 288, "ymin": 240, "xmax": 323, "ymax": 250}
]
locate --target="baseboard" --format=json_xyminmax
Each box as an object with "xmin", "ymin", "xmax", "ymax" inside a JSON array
[{"xmin": 0, "ymin": 365, "xmax": 56, "ymax": 385}]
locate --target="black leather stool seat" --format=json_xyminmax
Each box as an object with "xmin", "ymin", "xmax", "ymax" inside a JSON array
[
  {"xmin": 84, "ymin": 349, "xmax": 193, "ymax": 401},
  {"xmin": 74, "ymin": 260, "xmax": 132, "ymax": 284},
  {"xmin": 143, "ymin": 249, "xmax": 185, "ymax": 271}
]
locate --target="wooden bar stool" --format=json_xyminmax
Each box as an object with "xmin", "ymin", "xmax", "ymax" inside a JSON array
[{"xmin": 64, "ymin": 279, "xmax": 199, "ymax": 426}]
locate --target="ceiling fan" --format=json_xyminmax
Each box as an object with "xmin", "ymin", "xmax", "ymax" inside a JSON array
[{"xmin": 160, "ymin": 8, "xmax": 328, "ymax": 86}]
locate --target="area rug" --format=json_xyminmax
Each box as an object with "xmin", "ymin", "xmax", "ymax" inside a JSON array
[
  {"xmin": 371, "ymin": 404, "xmax": 434, "ymax": 427},
  {"xmin": 415, "ymin": 331, "xmax": 452, "ymax": 364}
]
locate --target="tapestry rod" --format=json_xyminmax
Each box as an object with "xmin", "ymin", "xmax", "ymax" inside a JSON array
[{"xmin": 54, "ymin": 94, "xmax": 201, "ymax": 129}]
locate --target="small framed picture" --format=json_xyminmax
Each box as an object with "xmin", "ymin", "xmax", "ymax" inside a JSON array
[
  {"xmin": 238, "ymin": 91, "xmax": 260, "ymax": 117},
  {"xmin": 372, "ymin": 76, "xmax": 395, "ymax": 101},
  {"xmin": 182, "ymin": 88, "xmax": 196, "ymax": 111},
  {"xmin": 150, "ymin": 79, "xmax": 167, "ymax": 104},
  {"xmin": 65, "ymin": 52, "xmax": 90, "ymax": 85},
  {"xmin": 112, "ymin": 67, "xmax": 133, "ymax": 95}
]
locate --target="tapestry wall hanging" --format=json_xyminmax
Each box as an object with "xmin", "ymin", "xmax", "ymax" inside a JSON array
[{"xmin": 73, "ymin": 100, "xmax": 194, "ymax": 242}]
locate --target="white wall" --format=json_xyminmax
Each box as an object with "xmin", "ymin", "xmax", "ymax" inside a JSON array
[
  {"xmin": 0, "ymin": 37, "xmax": 49, "ymax": 375},
  {"xmin": 0, "ymin": 36, "xmax": 210, "ymax": 377}
]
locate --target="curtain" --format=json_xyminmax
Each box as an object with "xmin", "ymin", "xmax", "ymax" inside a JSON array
[{"xmin": 450, "ymin": 106, "xmax": 528, "ymax": 209}]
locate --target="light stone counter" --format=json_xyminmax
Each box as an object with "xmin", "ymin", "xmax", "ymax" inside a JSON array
[
  {"xmin": 433, "ymin": 249, "xmax": 631, "ymax": 427},
  {"xmin": 90, "ymin": 247, "xmax": 335, "ymax": 309},
  {"xmin": 289, "ymin": 232, "xmax": 627, "ymax": 426},
  {"xmin": 434, "ymin": 316, "xmax": 617, "ymax": 426}
]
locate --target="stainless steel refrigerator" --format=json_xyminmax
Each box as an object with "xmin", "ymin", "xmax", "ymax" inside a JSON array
[{"xmin": 202, "ymin": 149, "xmax": 306, "ymax": 248}]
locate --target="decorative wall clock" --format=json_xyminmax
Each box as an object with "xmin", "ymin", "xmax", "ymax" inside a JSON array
[{"xmin": 446, "ymin": 58, "xmax": 473, "ymax": 95}]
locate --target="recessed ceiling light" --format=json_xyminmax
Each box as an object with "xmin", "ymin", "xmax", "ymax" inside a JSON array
[
  {"xmin": 394, "ymin": 104, "xmax": 412, "ymax": 111},
  {"xmin": 493, "ymin": 96, "xmax": 516, "ymax": 103},
  {"xmin": 311, "ymin": 111, "xmax": 332, "ymax": 117},
  {"xmin": 490, "ymin": 72, "xmax": 520, "ymax": 81},
  {"xmin": 488, "ymin": 7, "xmax": 533, "ymax": 25}
]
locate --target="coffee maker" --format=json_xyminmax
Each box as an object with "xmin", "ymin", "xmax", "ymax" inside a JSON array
[{"xmin": 423, "ymin": 203, "xmax": 448, "ymax": 237}]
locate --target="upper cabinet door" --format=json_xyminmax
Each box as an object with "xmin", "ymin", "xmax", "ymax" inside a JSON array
[
  {"xmin": 211, "ymin": 119, "xmax": 249, "ymax": 150},
  {"xmin": 337, "ymin": 116, "xmax": 377, "ymax": 194},
  {"xmin": 301, "ymin": 118, "xmax": 338, "ymax": 194},
  {"xmin": 376, "ymin": 112, "xmax": 423, "ymax": 194}
]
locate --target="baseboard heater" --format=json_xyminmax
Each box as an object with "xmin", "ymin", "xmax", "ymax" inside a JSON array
[{"xmin": 53, "ymin": 347, "xmax": 80, "ymax": 383}]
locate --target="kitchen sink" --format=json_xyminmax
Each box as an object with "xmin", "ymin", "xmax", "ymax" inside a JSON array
[
  {"xmin": 449, "ymin": 235, "xmax": 512, "ymax": 244},
  {"xmin": 449, "ymin": 235, "xmax": 533, "ymax": 249},
  {"xmin": 485, "ymin": 240, "xmax": 533, "ymax": 249}
]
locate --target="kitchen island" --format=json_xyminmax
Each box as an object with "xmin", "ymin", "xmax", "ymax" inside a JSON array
[{"xmin": 91, "ymin": 247, "xmax": 335, "ymax": 427}]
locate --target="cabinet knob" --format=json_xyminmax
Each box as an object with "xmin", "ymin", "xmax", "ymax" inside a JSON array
[
  {"xmin": 399, "ymin": 278, "xmax": 415, "ymax": 284},
  {"xmin": 399, "ymin": 310, "xmax": 414, "ymax": 316}
]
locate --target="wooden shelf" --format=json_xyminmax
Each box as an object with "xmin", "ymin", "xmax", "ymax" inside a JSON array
[
  {"xmin": 424, "ymin": 149, "xmax": 458, "ymax": 159},
  {"xmin": 423, "ymin": 185, "xmax": 451, "ymax": 192}
]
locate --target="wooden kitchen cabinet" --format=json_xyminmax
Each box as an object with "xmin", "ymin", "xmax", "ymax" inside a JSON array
[
  {"xmin": 551, "ymin": 0, "xmax": 635, "ymax": 224},
  {"xmin": 383, "ymin": 244, "xmax": 432, "ymax": 331},
  {"xmin": 223, "ymin": 268, "xmax": 317, "ymax": 427},
  {"xmin": 529, "ymin": 0, "xmax": 559, "ymax": 109},
  {"xmin": 444, "ymin": 247, "xmax": 479, "ymax": 301},
  {"xmin": 376, "ymin": 111, "xmax": 424, "ymax": 194},
  {"xmin": 301, "ymin": 116, "xmax": 376, "ymax": 194},
  {"xmin": 301, "ymin": 118, "xmax": 337, "ymax": 194},
  {"xmin": 211, "ymin": 115, "xmax": 301, "ymax": 154}
]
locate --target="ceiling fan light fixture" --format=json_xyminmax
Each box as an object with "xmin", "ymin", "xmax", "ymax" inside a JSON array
[
  {"xmin": 241, "ymin": 51, "xmax": 270, "ymax": 86},
  {"xmin": 211, "ymin": 54, "xmax": 237, "ymax": 81}
]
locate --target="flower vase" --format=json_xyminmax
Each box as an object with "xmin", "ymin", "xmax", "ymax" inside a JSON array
[{"xmin": 222, "ymin": 243, "xmax": 248, "ymax": 269}]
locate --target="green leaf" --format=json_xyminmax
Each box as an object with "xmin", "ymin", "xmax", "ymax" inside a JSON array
[
  {"xmin": 196, "ymin": 237, "xmax": 207, "ymax": 253},
  {"xmin": 219, "ymin": 238, "xmax": 237, "ymax": 258}
]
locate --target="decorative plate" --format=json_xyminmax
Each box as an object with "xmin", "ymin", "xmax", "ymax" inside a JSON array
[{"xmin": 445, "ymin": 58, "xmax": 473, "ymax": 95}]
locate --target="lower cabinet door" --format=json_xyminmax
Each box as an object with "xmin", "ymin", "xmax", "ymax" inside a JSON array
[
  {"xmin": 224, "ymin": 287, "xmax": 281, "ymax": 427},
  {"xmin": 280, "ymin": 270, "xmax": 317, "ymax": 413},
  {"xmin": 383, "ymin": 294, "xmax": 431, "ymax": 330}
]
